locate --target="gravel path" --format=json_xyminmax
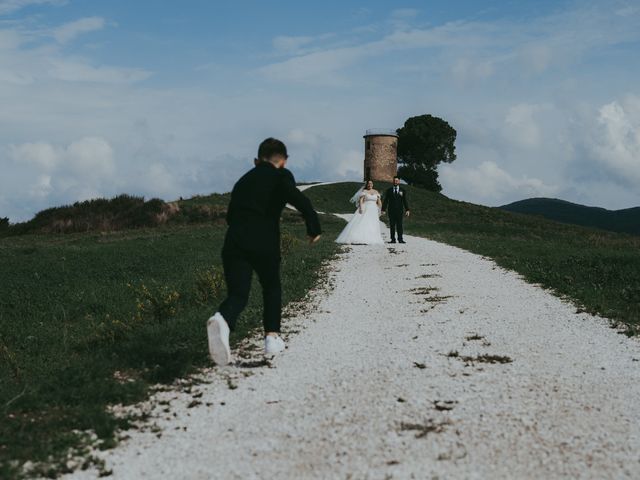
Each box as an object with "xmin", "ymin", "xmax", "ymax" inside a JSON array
[{"xmin": 68, "ymin": 209, "xmax": 640, "ymax": 479}]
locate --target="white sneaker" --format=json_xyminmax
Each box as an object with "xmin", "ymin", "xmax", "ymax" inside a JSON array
[
  {"xmin": 265, "ymin": 335, "xmax": 286, "ymax": 355},
  {"xmin": 207, "ymin": 312, "xmax": 231, "ymax": 366}
]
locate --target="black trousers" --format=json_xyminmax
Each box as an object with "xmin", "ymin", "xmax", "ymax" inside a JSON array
[
  {"xmin": 389, "ymin": 213, "xmax": 404, "ymax": 241},
  {"xmin": 218, "ymin": 243, "xmax": 281, "ymax": 333}
]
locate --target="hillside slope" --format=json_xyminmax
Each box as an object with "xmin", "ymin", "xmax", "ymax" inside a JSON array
[
  {"xmin": 0, "ymin": 193, "xmax": 233, "ymax": 236},
  {"xmin": 0, "ymin": 192, "xmax": 343, "ymax": 478},
  {"xmin": 305, "ymin": 182, "xmax": 640, "ymax": 331},
  {"xmin": 500, "ymin": 197, "xmax": 640, "ymax": 235}
]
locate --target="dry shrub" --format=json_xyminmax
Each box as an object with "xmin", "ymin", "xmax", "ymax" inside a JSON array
[
  {"xmin": 84, "ymin": 313, "xmax": 133, "ymax": 345},
  {"xmin": 194, "ymin": 267, "xmax": 225, "ymax": 304},
  {"xmin": 130, "ymin": 283, "xmax": 180, "ymax": 323}
]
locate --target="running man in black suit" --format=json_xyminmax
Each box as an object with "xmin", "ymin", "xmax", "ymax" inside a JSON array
[
  {"xmin": 381, "ymin": 176, "xmax": 410, "ymax": 244},
  {"xmin": 207, "ymin": 138, "xmax": 322, "ymax": 365}
]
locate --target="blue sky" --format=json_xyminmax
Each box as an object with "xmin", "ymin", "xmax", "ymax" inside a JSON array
[{"xmin": 1, "ymin": 0, "xmax": 639, "ymax": 221}]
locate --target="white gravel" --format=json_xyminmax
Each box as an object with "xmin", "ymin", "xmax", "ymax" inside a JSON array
[{"xmin": 67, "ymin": 211, "xmax": 640, "ymax": 479}]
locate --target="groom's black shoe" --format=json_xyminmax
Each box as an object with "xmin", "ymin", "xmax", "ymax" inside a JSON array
[
  {"xmin": 389, "ymin": 239, "xmax": 397, "ymax": 244},
  {"xmin": 399, "ymin": 239, "xmax": 406, "ymax": 244}
]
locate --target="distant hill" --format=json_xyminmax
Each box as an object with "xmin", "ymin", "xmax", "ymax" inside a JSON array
[{"xmin": 499, "ymin": 198, "xmax": 640, "ymax": 235}]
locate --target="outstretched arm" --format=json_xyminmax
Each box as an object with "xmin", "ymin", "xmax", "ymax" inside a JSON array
[{"xmin": 280, "ymin": 170, "xmax": 322, "ymax": 240}]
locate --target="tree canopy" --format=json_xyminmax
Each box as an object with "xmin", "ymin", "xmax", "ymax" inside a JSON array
[{"xmin": 396, "ymin": 114, "xmax": 457, "ymax": 192}]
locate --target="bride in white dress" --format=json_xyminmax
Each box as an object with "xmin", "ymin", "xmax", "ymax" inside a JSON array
[{"xmin": 336, "ymin": 180, "xmax": 385, "ymax": 245}]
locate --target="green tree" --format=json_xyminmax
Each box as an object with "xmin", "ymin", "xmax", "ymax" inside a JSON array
[{"xmin": 396, "ymin": 114, "xmax": 457, "ymax": 192}]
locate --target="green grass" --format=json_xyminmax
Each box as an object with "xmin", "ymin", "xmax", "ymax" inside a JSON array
[
  {"xmin": 4, "ymin": 180, "xmax": 638, "ymax": 477},
  {"xmin": 306, "ymin": 182, "xmax": 640, "ymax": 332},
  {"xmin": 0, "ymin": 195, "xmax": 343, "ymax": 478}
]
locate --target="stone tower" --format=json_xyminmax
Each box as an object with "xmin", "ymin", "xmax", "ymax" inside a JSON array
[{"xmin": 363, "ymin": 129, "xmax": 398, "ymax": 183}]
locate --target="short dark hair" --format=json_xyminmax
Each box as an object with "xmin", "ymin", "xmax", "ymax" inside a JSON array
[
  {"xmin": 257, "ymin": 137, "xmax": 288, "ymax": 162},
  {"xmin": 393, "ymin": 175, "xmax": 400, "ymax": 180}
]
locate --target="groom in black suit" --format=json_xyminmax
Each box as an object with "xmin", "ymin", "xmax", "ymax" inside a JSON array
[{"xmin": 381, "ymin": 176, "xmax": 410, "ymax": 244}]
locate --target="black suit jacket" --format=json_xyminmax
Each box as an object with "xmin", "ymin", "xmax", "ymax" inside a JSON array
[
  {"xmin": 224, "ymin": 162, "xmax": 321, "ymax": 254},
  {"xmin": 382, "ymin": 186, "xmax": 410, "ymax": 217}
]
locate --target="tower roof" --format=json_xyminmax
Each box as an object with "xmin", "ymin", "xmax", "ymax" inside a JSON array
[{"xmin": 363, "ymin": 128, "xmax": 398, "ymax": 138}]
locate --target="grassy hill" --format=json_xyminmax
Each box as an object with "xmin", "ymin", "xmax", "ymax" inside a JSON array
[
  {"xmin": 305, "ymin": 182, "xmax": 640, "ymax": 332},
  {"xmin": 2, "ymin": 182, "xmax": 639, "ymax": 477},
  {"xmin": 0, "ymin": 193, "xmax": 232, "ymax": 237},
  {"xmin": 500, "ymin": 197, "xmax": 640, "ymax": 235},
  {"xmin": 0, "ymin": 192, "xmax": 343, "ymax": 478}
]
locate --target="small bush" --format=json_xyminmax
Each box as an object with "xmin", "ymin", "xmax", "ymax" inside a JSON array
[
  {"xmin": 127, "ymin": 198, "xmax": 166, "ymax": 228},
  {"xmin": 194, "ymin": 267, "xmax": 225, "ymax": 304},
  {"xmin": 84, "ymin": 313, "xmax": 133, "ymax": 345},
  {"xmin": 169, "ymin": 204, "xmax": 226, "ymax": 225},
  {"xmin": 130, "ymin": 282, "xmax": 180, "ymax": 323}
]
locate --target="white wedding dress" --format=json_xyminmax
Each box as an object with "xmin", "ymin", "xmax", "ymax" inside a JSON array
[{"xmin": 336, "ymin": 192, "xmax": 385, "ymax": 245}]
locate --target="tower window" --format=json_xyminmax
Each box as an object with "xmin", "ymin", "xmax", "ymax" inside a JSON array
[{"xmin": 366, "ymin": 140, "xmax": 371, "ymax": 151}]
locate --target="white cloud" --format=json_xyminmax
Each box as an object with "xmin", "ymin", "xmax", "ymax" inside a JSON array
[
  {"xmin": 270, "ymin": 32, "xmax": 339, "ymax": 57},
  {"xmin": 0, "ymin": 16, "xmax": 150, "ymax": 86},
  {"xmin": 29, "ymin": 174, "xmax": 52, "ymax": 198},
  {"xmin": 258, "ymin": 20, "xmax": 502, "ymax": 86},
  {"xmin": 518, "ymin": 44, "xmax": 553, "ymax": 74},
  {"xmin": 9, "ymin": 136, "xmax": 115, "ymax": 178},
  {"xmin": 52, "ymin": 16, "xmax": 105, "ymax": 44},
  {"xmin": 259, "ymin": 3, "xmax": 640, "ymax": 88},
  {"xmin": 259, "ymin": 44, "xmax": 365, "ymax": 86},
  {"xmin": 0, "ymin": 0, "xmax": 66, "ymax": 15},
  {"xmin": 272, "ymin": 35, "xmax": 315, "ymax": 54},
  {"xmin": 48, "ymin": 57, "xmax": 151, "ymax": 83},
  {"xmin": 9, "ymin": 141, "xmax": 58, "ymax": 169},
  {"xmin": 5, "ymin": 137, "xmax": 117, "ymax": 208},
  {"xmin": 440, "ymin": 161, "xmax": 558, "ymax": 205},
  {"xmin": 145, "ymin": 163, "xmax": 177, "ymax": 198},
  {"xmin": 504, "ymin": 103, "xmax": 549, "ymax": 148},
  {"xmin": 283, "ymin": 128, "xmax": 363, "ymax": 179},
  {"xmin": 336, "ymin": 149, "xmax": 364, "ymax": 178},
  {"xmin": 451, "ymin": 57, "xmax": 495, "ymax": 84},
  {"xmin": 64, "ymin": 136, "xmax": 115, "ymax": 177},
  {"xmin": 0, "ymin": 29, "xmax": 23, "ymax": 50},
  {"xmin": 286, "ymin": 128, "xmax": 321, "ymax": 150},
  {"xmin": 589, "ymin": 96, "xmax": 640, "ymax": 185},
  {"xmin": 441, "ymin": 93, "xmax": 640, "ymax": 208}
]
